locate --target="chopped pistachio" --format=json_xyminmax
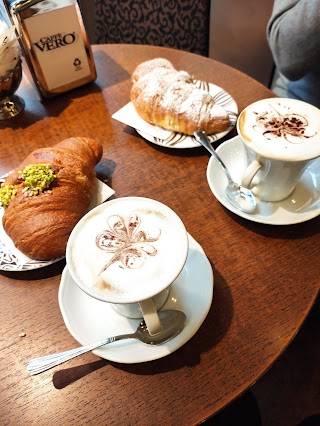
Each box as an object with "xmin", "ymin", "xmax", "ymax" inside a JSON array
[
  {"xmin": 19, "ymin": 164, "xmax": 56, "ymax": 195},
  {"xmin": 0, "ymin": 184, "xmax": 17, "ymax": 206}
]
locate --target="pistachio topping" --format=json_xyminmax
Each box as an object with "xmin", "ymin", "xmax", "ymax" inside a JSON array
[
  {"xmin": 0, "ymin": 184, "xmax": 17, "ymax": 207},
  {"xmin": 19, "ymin": 164, "xmax": 56, "ymax": 195}
]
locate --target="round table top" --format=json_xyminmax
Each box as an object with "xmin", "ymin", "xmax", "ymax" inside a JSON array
[{"xmin": 0, "ymin": 44, "xmax": 319, "ymax": 425}]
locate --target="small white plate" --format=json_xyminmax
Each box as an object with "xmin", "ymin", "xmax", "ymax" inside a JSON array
[
  {"xmin": 58, "ymin": 234, "xmax": 214, "ymax": 364},
  {"xmin": 207, "ymin": 136, "xmax": 320, "ymax": 225},
  {"xmin": 112, "ymin": 80, "xmax": 238, "ymax": 149},
  {"xmin": 0, "ymin": 179, "xmax": 115, "ymax": 271}
]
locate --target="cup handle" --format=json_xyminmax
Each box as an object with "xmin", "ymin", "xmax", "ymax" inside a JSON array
[
  {"xmin": 241, "ymin": 160, "xmax": 262, "ymax": 188},
  {"xmin": 139, "ymin": 298, "xmax": 162, "ymax": 335}
]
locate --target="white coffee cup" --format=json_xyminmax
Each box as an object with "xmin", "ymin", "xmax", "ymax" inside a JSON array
[
  {"xmin": 66, "ymin": 197, "xmax": 189, "ymax": 335},
  {"xmin": 237, "ymin": 98, "xmax": 320, "ymax": 202}
]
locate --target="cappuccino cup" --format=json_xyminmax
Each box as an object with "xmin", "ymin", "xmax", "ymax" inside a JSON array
[
  {"xmin": 237, "ymin": 98, "xmax": 320, "ymax": 202},
  {"xmin": 66, "ymin": 197, "xmax": 189, "ymax": 335}
]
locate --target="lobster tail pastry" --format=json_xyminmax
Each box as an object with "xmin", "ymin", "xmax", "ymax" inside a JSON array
[{"xmin": 130, "ymin": 58, "xmax": 230, "ymax": 136}]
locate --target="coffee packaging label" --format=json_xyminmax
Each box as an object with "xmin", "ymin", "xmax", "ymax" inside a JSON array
[{"xmin": 23, "ymin": 5, "xmax": 91, "ymax": 90}]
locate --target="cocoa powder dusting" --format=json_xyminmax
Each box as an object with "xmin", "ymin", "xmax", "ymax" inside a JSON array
[{"xmin": 255, "ymin": 107, "xmax": 315, "ymax": 142}]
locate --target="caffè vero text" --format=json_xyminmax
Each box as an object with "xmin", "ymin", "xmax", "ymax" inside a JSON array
[{"xmin": 34, "ymin": 32, "xmax": 77, "ymax": 52}]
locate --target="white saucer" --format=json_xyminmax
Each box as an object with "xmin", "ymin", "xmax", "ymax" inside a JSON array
[
  {"xmin": 207, "ymin": 136, "xmax": 320, "ymax": 225},
  {"xmin": 58, "ymin": 234, "xmax": 214, "ymax": 364}
]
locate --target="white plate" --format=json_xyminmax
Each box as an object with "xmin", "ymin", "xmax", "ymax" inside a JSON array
[
  {"xmin": 136, "ymin": 81, "xmax": 238, "ymax": 148},
  {"xmin": 0, "ymin": 179, "xmax": 115, "ymax": 271},
  {"xmin": 112, "ymin": 81, "xmax": 238, "ymax": 149},
  {"xmin": 207, "ymin": 136, "xmax": 320, "ymax": 225},
  {"xmin": 58, "ymin": 233, "xmax": 214, "ymax": 364}
]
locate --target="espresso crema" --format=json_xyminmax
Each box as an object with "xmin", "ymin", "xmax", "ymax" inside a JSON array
[
  {"xmin": 66, "ymin": 197, "xmax": 188, "ymax": 304},
  {"xmin": 237, "ymin": 98, "xmax": 320, "ymax": 161}
]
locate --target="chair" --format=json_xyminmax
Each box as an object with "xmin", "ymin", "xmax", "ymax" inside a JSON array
[
  {"xmin": 80, "ymin": 0, "xmax": 210, "ymax": 57},
  {"xmin": 78, "ymin": 0, "xmax": 275, "ymax": 86}
]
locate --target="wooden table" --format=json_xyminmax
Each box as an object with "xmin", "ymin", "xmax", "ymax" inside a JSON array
[{"xmin": 0, "ymin": 44, "xmax": 319, "ymax": 425}]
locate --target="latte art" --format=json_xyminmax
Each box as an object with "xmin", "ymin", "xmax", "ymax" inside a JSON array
[
  {"xmin": 96, "ymin": 213, "xmax": 161, "ymax": 275},
  {"xmin": 254, "ymin": 110, "xmax": 314, "ymax": 142}
]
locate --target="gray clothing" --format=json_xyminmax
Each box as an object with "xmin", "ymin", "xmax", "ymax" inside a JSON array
[{"xmin": 267, "ymin": 0, "xmax": 320, "ymax": 107}]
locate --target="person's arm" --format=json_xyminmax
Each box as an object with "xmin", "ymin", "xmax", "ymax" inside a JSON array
[{"xmin": 267, "ymin": 0, "xmax": 320, "ymax": 80}]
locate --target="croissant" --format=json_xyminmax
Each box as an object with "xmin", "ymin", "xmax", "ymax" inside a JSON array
[
  {"xmin": 130, "ymin": 58, "xmax": 230, "ymax": 136},
  {"xmin": 1, "ymin": 137, "xmax": 103, "ymax": 260}
]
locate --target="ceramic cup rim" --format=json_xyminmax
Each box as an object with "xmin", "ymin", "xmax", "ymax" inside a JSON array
[
  {"xmin": 66, "ymin": 196, "xmax": 189, "ymax": 304},
  {"xmin": 237, "ymin": 97, "xmax": 320, "ymax": 162}
]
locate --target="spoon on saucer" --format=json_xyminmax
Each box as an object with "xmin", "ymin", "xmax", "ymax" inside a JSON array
[
  {"xmin": 194, "ymin": 131, "xmax": 256, "ymax": 213},
  {"xmin": 26, "ymin": 310, "xmax": 186, "ymax": 375}
]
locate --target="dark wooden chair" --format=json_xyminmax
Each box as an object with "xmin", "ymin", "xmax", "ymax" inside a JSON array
[
  {"xmin": 78, "ymin": 0, "xmax": 274, "ymax": 86},
  {"xmin": 82, "ymin": 0, "xmax": 210, "ymax": 57}
]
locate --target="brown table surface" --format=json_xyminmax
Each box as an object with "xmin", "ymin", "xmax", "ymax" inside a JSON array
[{"xmin": 0, "ymin": 44, "xmax": 319, "ymax": 425}]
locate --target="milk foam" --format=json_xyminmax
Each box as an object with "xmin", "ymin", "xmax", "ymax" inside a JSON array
[
  {"xmin": 238, "ymin": 98, "xmax": 320, "ymax": 161},
  {"xmin": 67, "ymin": 197, "xmax": 188, "ymax": 304}
]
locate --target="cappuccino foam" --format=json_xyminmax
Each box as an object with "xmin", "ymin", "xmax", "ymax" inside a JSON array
[
  {"xmin": 237, "ymin": 98, "xmax": 320, "ymax": 161},
  {"xmin": 67, "ymin": 197, "xmax": 188, "ymax": 304}
]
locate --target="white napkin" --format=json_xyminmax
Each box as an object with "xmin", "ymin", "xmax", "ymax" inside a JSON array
[
  {"xmin": 0, "ymin": 21, "xmax": 20, "ymax": 77},
  {"xmin": 112, "ymin": 102, "xmax": 173, "ymax": 140}
]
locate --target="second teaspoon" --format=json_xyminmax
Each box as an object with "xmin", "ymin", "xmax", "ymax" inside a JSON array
[
  {"xmin": 27, "ymin": 310, "xmax": 186, "ymax": 375},
  {"xmin": 194, "ymin": 131, "xmax": 256, "ymax": 214}
]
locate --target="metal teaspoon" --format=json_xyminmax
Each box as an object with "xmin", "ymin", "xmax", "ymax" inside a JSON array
[
  {"xmin": 194, "ymin": 131, "xmax": 256, "ymax": 213},
  {"xmin": 27, "ymin": 310, "xmax": 186, "ymax": 375}
]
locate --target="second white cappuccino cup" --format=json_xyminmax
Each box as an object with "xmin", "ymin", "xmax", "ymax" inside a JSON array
[{"xmin": 237, "ymin": 98, "xmax": 320, "ymax": 202}]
